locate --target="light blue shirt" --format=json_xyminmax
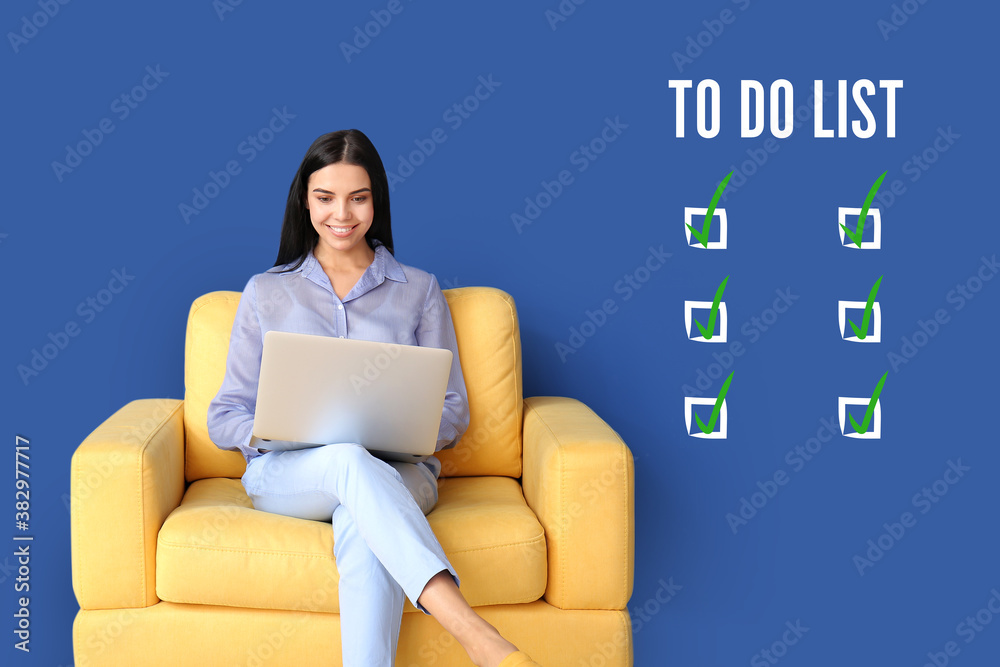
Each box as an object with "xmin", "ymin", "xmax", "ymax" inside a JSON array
[{"xmin": 207, "ymin": 241, "xmax": 470, "ymax": 479}]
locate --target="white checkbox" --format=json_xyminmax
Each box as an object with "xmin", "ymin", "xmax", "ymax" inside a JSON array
[
  {"xmin": 838, "ymin": 396, "xmax": 882, "ymax": 439},
  {"xmin": 838, "ymin": 300, "xmax": 881, "ymax": 343},
  {"xmin": 684, "ymin": 301, "xmax": 728, "ymax": 343},
  {"xmin": 685, "ymin": 207, "xmax": 727, "ymax": 249},
  {"xmin": 838, "ymin": 207, "xmax": 881, "ymax": 249},
  {"xmin": 685, "ymin": 396, "xmax": 728, "ymax": 439}
]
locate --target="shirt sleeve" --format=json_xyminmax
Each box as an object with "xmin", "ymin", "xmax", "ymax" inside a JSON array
[
  {"xmin": 207, "ymin": 275, "xmax": 264, "ymax": 463},
  {"xmin": 415, "ymin": 275, "xmax": 470, "ymax": 452}
]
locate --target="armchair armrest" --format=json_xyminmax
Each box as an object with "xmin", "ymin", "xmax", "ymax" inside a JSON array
[
  {"xmin": 522, "ymin": 396, "xmax": 634, "ymax": 610},
  {"xmin": 71, "ymin": 399, "xmax": 185, "ymax": 609}
]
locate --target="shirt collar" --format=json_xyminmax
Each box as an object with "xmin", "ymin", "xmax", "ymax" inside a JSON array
[
  {"xmin": 370, "ymin": 241, "xmax": 408, "ymax": 284},
  {"xmin": 294, "ymin": 241, "xmax": 407, "ymax": 297}
]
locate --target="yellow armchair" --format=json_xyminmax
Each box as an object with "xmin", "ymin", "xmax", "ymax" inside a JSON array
[{"xmin": 71, "ymin": 287, "xmax": 634, "ymax": 665}]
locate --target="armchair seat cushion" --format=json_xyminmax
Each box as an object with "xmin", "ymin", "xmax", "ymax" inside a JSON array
[{"xmin": 155, "ymin": 476, "xmax": 546, "ymax": 613}]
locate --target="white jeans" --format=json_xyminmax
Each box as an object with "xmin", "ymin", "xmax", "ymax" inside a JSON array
[{"xmin": 240, "ymin": 444, "xmax": 459, "ymax": 666}]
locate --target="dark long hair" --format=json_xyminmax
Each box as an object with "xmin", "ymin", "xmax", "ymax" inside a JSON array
[{"xmin": 273, "ymin": 129, "xmax": 393, "ymax": 271}]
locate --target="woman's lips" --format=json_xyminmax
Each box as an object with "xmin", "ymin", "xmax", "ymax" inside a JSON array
[{"xmin": 326, "ymin": 223, "xmax": 356, "ymax": 237}]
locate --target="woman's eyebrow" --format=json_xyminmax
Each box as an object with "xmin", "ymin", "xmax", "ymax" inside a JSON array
[{"xmin": 311, "ymin": 187, "xmax": 372, "ymax": 195}]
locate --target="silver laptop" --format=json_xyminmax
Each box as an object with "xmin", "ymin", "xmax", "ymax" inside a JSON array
[{"xmin": 250, "ymin": 331, "xmax": 453, "ymax": 462}]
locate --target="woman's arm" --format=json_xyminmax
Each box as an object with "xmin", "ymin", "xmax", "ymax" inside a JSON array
[
  {"xmin": 207, "ymin": 275, "xmax": 264, "ymax": 462},
  {"xmin": 415, "ymin": 275, "xmax": 470, "ymax": 452}
]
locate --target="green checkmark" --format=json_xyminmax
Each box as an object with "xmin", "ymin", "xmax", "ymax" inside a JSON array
[
  {"xmin": 688, "ymin": 171, "xmax": 733, "ymax": 248},
  {"xmin": 848, "ymin": 275, "xmax": 883, "ymax": 340},
  {"xmin": 849, "ymin": 371, "xmax": 887, "ymax": 434},
  {"xmin": 696, "ymin": 371, "xmax": 733, "ymax": 434},
  {"xmin": 695, "ymin": 275, "xmax": 729, "ymax": 340},
  {"xmin": 841, "ymin": 171, "xmax": 887, "ymax": 248}
]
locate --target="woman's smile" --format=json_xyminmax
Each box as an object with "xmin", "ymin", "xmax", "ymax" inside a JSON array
[{"xmin": 325, "ymin": 222, "xmax": 359, "ymax": 237}]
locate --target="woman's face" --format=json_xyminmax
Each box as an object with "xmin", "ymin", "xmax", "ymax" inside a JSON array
[{"xmin": 306, "ymin": 162, "xmax": 375, "ymax": 262}]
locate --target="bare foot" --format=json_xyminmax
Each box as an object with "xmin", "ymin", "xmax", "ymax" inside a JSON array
[
  {"xmin": 469, "ymin": 626, "xmax": 518, "ymax": 667},
  {"xmin": 416, "ymin": 571, "xmax": 521, "ymax": 667}
]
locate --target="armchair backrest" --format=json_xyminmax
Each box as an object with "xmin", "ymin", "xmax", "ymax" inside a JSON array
[{"xmin": 183, "ymin": 287, "xmax": 523, "ymax": 482}]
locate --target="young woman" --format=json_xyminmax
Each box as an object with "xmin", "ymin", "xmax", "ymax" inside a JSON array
[{"xmin": 207, "ymin": 130, "xmax": 541, "ymax": 667}]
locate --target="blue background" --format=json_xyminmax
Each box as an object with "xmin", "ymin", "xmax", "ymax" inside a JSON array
[{"xmin": 4, "ymin": 1, "xmax": 999, "ymax": 665}]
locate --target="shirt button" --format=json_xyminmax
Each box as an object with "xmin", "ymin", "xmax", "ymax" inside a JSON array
[
  {"xmin": 339, "ymin": 335, "xmax": 345, "ymax": 339},
  {"xmin": 338, "ymin": 304, "xmax": 344, "ymax": 310}
]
